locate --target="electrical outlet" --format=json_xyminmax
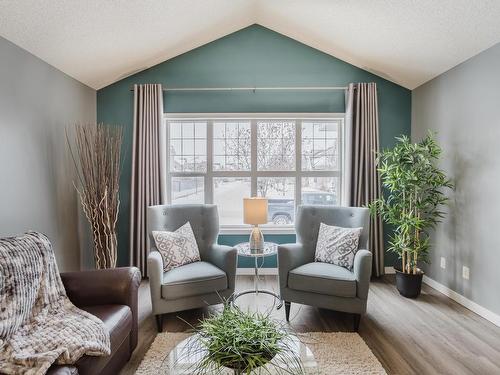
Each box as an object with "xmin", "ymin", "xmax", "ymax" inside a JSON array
[
  {"xmin": 440, "ymin": 257, "xmax": 446, "ymax": 269},
  {"xmin": 462, "ymin": 266, "xmax": 470, "ymax": 280}
]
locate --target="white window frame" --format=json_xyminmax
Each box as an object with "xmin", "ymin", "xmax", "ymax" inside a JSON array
[{"xmin": 163, "ymin": 113, "xmax": 346, "ymax": 234}]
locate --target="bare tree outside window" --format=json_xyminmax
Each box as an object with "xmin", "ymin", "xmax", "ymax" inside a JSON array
[
  {"xmin": 256, "ymin": 121, "xmax": 295, "ymax": 198},
  {"xmin": 223, "ymin": 120, "xmax": 296, "ymax": 199},
  {"xmin": 257, "ymin": 121, "xmax": 295, "ymax": 171},
  {"xmin": 214, "ymin": 122, "xmax": 251, "ymax": 171}
]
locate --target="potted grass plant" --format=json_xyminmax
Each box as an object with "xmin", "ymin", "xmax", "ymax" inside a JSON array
[
  {"xmin": 369, "ymin": 132, "xmax": 453, "ymax": 298},
  {"xmin": 184, "ymin": 305, "xmax": 304, "ymax": 374}
]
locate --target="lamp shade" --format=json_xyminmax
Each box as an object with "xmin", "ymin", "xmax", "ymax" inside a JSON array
[{"xmin": 243, "ymin": 197, "xmax": 268, "ymax": 225}]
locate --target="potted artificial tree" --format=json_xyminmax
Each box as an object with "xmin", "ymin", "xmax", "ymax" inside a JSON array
[{"xmin": 369, "ymin": 133, "xmax": 453, "ymax": 298}]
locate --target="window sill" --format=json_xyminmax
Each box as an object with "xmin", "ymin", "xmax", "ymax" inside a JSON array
[{"xmin": 219, "ymin": 225, "xmax": 296, "ymax": 235}]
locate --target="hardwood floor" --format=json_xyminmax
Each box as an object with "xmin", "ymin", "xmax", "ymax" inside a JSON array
[{"xmin": 121, "ymin": 275, "xmax": 500, "ymax": 375}]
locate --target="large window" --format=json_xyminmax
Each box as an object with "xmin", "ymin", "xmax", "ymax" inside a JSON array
[{"xmin": 165, "ymin": 115, "xmax": 344, "ymax": 228}]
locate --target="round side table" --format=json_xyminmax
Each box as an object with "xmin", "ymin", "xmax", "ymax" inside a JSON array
[{"xmin": 232, "ymin": 242, "xmax": 283, "ymax": 309}]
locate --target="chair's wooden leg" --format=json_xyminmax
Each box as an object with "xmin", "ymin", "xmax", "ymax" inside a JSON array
[
  {"xmin": 285, "ymin": 301, "xmax": 291, "ymax": 322},
  {"xmin": 353, "ymin": 313, "xmax": 361, "ymax": 332},
  {"xmin": 155, "ymin": 314, "xmax": 163, "ymax": 333}
]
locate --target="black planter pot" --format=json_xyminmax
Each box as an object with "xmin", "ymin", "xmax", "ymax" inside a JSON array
[{"xmin": 394, "ymin": 267, "xmax": 424, "ymax": 298}]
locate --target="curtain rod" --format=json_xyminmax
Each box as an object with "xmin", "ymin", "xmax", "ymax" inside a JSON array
[{"xmin": 129, "ymin": 86, "xmax": 349, "ymax": 92}]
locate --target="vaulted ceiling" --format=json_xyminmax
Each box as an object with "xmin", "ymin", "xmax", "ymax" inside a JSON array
[{"xmin": 1, "ymin": 0, "xmax": 499, "ymax": 90}]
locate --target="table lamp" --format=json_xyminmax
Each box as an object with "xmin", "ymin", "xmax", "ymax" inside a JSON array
[{"xmin": 243, "ymin": 197, "xmax": 268, "ymax": 252}]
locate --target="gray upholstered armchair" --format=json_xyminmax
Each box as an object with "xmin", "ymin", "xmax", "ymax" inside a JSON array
[
  {"xmin": 278, "ymin": 205, "xmax": 372, "ymax": 331},
  {"xmin": 147, "ymin": 204, "xmax": 237, "ymax": 332}
]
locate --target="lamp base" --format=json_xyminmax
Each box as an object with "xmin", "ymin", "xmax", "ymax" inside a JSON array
[{"xmin": 249, "ymin": 226, "xmax": 264, "ymax": 253}]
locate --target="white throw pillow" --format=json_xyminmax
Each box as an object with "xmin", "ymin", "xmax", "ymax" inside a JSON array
[
  {"xmin": 152, "ymin": 222, "xmax": 201, "ymax": 272},
  {"xmin": 314, "ymin": 223, "xmax": 363, "ymax": 270}
]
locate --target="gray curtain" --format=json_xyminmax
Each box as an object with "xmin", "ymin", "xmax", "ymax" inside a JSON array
[
  {"xmin": 129, "ymin": 84, "xmax": 165, "ymax": 275},
  {"xmin": 345, "ymin": 82, "xmax": 384, "ymax": 276}
]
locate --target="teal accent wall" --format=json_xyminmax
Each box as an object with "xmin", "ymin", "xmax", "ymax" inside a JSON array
[{"xmin": 97, "ymin": 24, "xmax": 411, "ymax": 268}]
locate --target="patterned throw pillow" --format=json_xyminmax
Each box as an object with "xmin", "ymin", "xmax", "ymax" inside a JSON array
[
  {"xmin": 314, "ymin": 223, "xmax": 363, "ymax": 270},
  {"xmin": 152, "ymin": 222, "xmax": 201, "ymax": 272}
]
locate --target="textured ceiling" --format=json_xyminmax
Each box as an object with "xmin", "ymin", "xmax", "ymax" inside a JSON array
[{"xmin": 1, "ymin": 0, "xmax": 500, "ymax": 90}]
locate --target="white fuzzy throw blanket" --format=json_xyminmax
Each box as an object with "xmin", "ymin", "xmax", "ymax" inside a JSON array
[{"xmin": 0, "ymin": 232, "xmax": 110, "ymax": 374}]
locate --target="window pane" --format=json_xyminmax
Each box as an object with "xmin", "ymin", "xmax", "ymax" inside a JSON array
[
  {"xmin": 238, "ymin": 157, "xmax": 248, "ymax": 170},
  {"xmin": 213, "ymin": 123, "xmax": 225, "ymax": 138},
  {"xmin": 170, "ymin": 140, "xmax": 181, "ymax": 156},
  {"xmin": 193, "ymin": 156, "xmax": 206, "ymax": 172},
  {"xmin": 257, "ymin": 121, "xmax": 295, "ymax": 171},
  {"xmin": 325, "ymin": 155, "xmax": 337, "ymax": 170},
  {"xmin": 224, "ymin": 155, "xmax": 238, "ymax": 170},
  {"xmin": 171, "ymin": 177, "xmax": 204, "ymax": 204},
  {"xmin": 194, "ymin": 122, "xmax": 206, "ymax": 138},
  {"xmin": 194, "ymin": 139, "xmax": 206, "ymax": 155},
  {"xmin": 170, "ymin": 122, "xmax": 182, "ymax": 138},
  {"xmin": 324, "ymin": 122, "xmax": 337, "ymax": 138},
  {"xmin": 301, "ymin": 177, "xmax": 339, "ymax": 206},
  {"xmin": 313, "ymin": 122, "xmax": 326, "ymax": 138},
  {"xmin": 213, "ymin": 155, "xmax": 225, "ymax": 170},
  {"xmin": 170, "ymin": 156, "xmax": 182, "ymax": 172},
  {"xmin": 325, "ymin": 138, "xmax": 337, "ymax": 150},
  {"xmin": 183, "ymin": 156, "xmax": 194, "ymax": 171},
  {"xmin": 213, "ymin": 139, "xmax": 225, "ymax": 155},
  {"xmin": 313, "ymin": 138, "xmax": 326, "ymax": 153},
  {"xmin": 169, "ymin": 121, "xmax": 207, "ymax": 172},
  {"xmin": 183, "ymin": 122, "xmax": 194, "ymax": 138},
  {"xmin": 302, "ymin": 123, "xmax": 313, "ymax": 139},
  {"xmin": 302, "ymin": 121, "xmax": 339, "ymax": 171},
  {"xmin": 213, "ymin": 178, "xmax": 251, "ymax": 225},
  {"xmin": 309, "ymin": 157, "xmax": 324, "ymax": 171},
  {"xmin": 182, "ymin": 139, "xmax": 194, "ymax": 154},
  {"xmin": 213, "ymin": 122, "xmax": 250, "ymax": 171},
  {"xmin": 257, "ymin": 177, "xmax": 295, "ymax": 224}
]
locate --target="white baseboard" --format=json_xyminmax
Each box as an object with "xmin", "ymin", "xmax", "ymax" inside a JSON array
[
  {"xmin": 422, "ymin": 275, "xmax": 500, "ymax": 328},
  {"xmin": 237, "ymin": 267, "xmax": 278, "ymax": 276},
  {"xmin": 384, "ymin": 266, "xmax": 395, "ymax": 274}
]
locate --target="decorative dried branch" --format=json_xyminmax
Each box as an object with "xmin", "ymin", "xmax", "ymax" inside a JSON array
[{"xmin": 67, "ymin": 123, "xmax": 123, "ymax": 269}]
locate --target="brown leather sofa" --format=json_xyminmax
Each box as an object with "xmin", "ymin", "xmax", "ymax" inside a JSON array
[{"xmin": 46, "ymin": 267, "xmax": 141, "ymax": 375}]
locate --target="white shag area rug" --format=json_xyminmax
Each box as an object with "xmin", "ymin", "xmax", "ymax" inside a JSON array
[{"xmin": 135, "ymin": 332, "xmax": 387, "ymax": 374}]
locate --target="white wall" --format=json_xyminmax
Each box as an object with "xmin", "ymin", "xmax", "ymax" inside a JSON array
[
  {"xmin": 412, "ymin": 42, "xmax": 500, "ymax": 315},
  {"xmin": 0, "ymin": 36, "xmax": 96, "ymax": 271}
]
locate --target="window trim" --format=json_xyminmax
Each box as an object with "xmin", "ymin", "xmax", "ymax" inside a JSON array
[{"xmin": 164, "ymin": 113, "xmax": 346, "ymax": 233}]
